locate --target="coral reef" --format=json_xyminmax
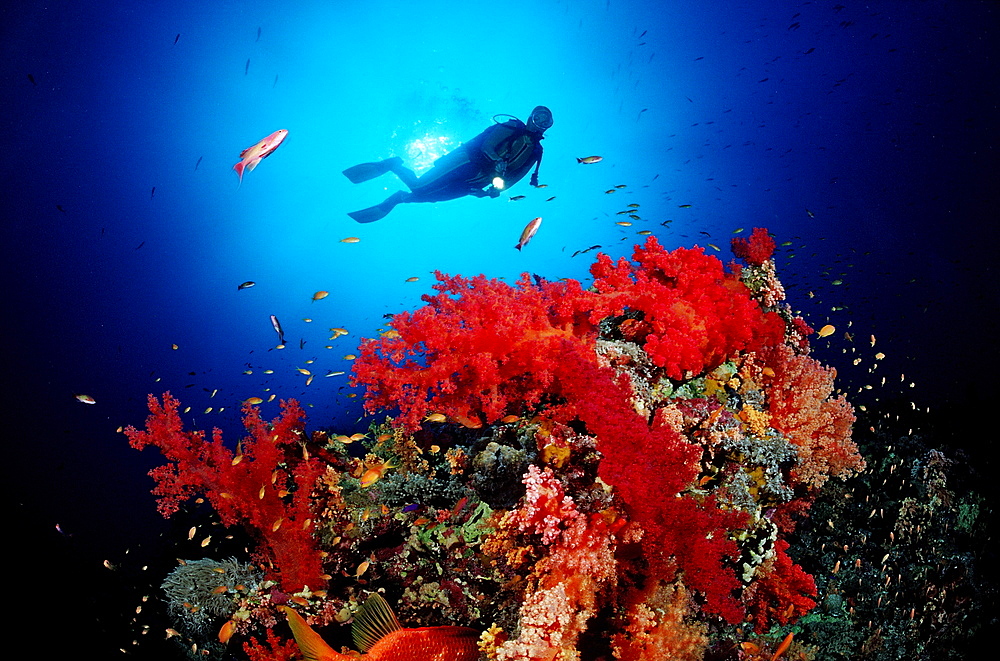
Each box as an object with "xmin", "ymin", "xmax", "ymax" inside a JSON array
[{"xmin": 126, "ymin": 232, "xmax": 989, "ymax": 660}]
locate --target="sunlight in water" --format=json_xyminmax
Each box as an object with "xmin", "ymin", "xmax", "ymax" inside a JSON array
[{"xmin": 403, "ymin": 127, "xmax": 458, "ymax": 173}]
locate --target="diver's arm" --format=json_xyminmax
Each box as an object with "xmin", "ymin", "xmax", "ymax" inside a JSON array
[
  {"xmin": 500, "ymin": 143, "xmax": 543, "ymax": 189},
  {"xmin": 529, "ymin": 145, "xmax": 543, "ymax": 187}
]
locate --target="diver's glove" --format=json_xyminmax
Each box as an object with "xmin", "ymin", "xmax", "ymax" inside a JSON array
[
  {"xmin": 530, "ymin": 172, "xmax": 539, "ymax": 187},
  {"xmin": 487, "ymin": 186, "xmax": 501, "ymax": 198},
  {"xmin": 494, "ymin": 159, "xmax": 508, "ymax": 177}
]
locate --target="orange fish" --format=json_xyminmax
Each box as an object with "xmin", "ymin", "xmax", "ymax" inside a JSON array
[
  {"xmin": 360, "ymin": 458, "xmax": 397, "ymax": 488},
  {"xmin": 218, "ymin": 618, "xmax": 237, "ymax": 644},
  {"xmin": 233, "ymin": 129, "xmax": 288, "ymax": 187},
  {"xmin": 770, "ymin": 632, "xmax": 794, "ymax": 660},
  {"xmin": 515, "ymin": 217, "xmax": 542, "ymax": 251},
  {"xmin": 280, "ymin": 593, "xmax": 479, "ymax": 661}
]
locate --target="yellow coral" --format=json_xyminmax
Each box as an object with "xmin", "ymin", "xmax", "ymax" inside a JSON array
[
  {"xmin": 479, "ymin": 623, "xmax": 507, "ymax": 661},
  {"xmin": 445, "ymin": 446, "xmax": 467, "ymax": 474},
  {"xmin": 541, "ymin": 442, "xmax": 571, "ymax": 468},
  {"xmin": 738, "ymin": 405, "xmax": 772, "ymax": 437}
]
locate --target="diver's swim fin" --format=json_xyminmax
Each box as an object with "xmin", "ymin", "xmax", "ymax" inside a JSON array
[
  {"xmin": 342, "ymin": 157, "xmax": 403, "ymax": 184},
  {"xmin": 348, "ymin": 191, "xmax": 407, "ymax": 223}
]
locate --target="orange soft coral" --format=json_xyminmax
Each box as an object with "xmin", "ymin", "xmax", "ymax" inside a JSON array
[
  {"xmin": 763, "ymin": 345, "xmax": 864, "ymax": 489},
  {"xmin": 612, "ymin": 581, "xmax": 709, "ymax": 661}
]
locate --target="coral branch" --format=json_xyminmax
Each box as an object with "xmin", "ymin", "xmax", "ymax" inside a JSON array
[
  {"xmin": 731, "ymin": 227, "xmax": 776, "ymax": 266},
  {"xmin": 126, "ymin": 393, "xmax": 327, "ymax": 592}
]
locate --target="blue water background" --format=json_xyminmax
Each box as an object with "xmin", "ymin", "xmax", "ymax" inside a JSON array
[{"xmin": 2, "ymin": 0, "xmax": 997, "ymax": 654}]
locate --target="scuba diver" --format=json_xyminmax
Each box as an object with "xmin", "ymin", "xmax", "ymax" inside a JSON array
[{"xmin": 342, "ymin": 106, "xmax": 552, "ymax": 223}]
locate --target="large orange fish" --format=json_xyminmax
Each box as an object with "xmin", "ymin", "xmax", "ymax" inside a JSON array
[
  {"xmin": 279, "ymin": 593, "xmax": 479, "ymax": 661},
  {"xmin": 233, "ymin": 129, "xmax": 288, "ymax": 187}
]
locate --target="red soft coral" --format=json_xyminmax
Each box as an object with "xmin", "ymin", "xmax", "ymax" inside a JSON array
[
  {"xmin": 731, "ymin": 227, "xmax": 776, "ymax": 266},
  {"xmin": 590, "ymin": 239, "xmax": 785, "ymax": 380},
  {"xmin": 352, "ymin": 273, "xmax": 612, "ymax": 430},
  {"xmin": 243, "ymin": 628, "xmax": 301, "ymax": 661},
  {"xmin": 529, "ymin": 340, "xmax": 749, "ymax": 623},
  {"xmin": 354, "ymin": 237, "xmax": 785, "ymax": 430},
  {"xmin": 743, "ymin": 539, "xmax": 817, "ymax": 632},
  {"xmin": 126, "ymin": 393, "xmax": 327, "ymax": 592}
]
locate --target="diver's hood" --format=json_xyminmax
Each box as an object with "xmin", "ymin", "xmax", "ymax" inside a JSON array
[{"xmin": 526, "ymin": 106, "xmax": 553, "ymax": 133}]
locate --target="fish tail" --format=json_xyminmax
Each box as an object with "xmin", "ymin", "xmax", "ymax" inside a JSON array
[
  {"xmin": 279, "ymin": 606, "xmax": 351, "ymax": 661},
  {"xmin": 233, "ymin": 162, "xmax": 245, "ymax": 188},
  {"xmin": 515, "ymin": 244, "xmax": 522, "ymax": 251}
]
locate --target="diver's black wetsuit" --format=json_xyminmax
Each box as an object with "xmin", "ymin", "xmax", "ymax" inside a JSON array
[{"xmin": 343, "ymin": 117, "xmax": 545, "ymax": 222}]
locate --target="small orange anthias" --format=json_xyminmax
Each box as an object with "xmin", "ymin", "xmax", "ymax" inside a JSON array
[
  {"xmin": 359, "ymin": 457, "xmax": 397, "ymax": 488},
  {"xmin": 280, "ymin": 593, "xmax": 480, "ymax": 661}
]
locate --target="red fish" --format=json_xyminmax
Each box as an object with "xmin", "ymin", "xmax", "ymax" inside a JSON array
[
  {"xmin": 515, "ymin": 216, "xmax": 542, "ymax": 251},
  {"xmin": 279, "ymin": 593, "xmax": 479, "ymax": 661},
  {"xmin": 233, "ymin": 129, "xmax": 288, "ymax": 187}
]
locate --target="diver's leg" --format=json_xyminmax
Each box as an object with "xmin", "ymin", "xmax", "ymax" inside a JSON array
[
  {"xmin": 347, "ymin": 191, "xmax": 410, "ymax": 223},
  {"xmin": 405, "ymin": 148, "xmax": 474, "ymax": 193},
  {"xmin": 388, "ymin": 162, "xmax": 420, "ymax": 190},
  {"xmin": 342, "ymin": 157, "xmax": 404, "ymax": 184}
]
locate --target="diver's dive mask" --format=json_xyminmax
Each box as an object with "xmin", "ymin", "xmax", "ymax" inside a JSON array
[{"xmin": 526, "ymin": 106, "xmax": 553, "ymax": 133}]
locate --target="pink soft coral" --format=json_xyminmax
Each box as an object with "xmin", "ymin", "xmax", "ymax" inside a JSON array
[
  {"xmin": 507, "ymin": 464, "xmax": 581, "ymax": 545},
  {"xmin": 495, "ymin": 466, "xmax": 618, "ymax": 661}
]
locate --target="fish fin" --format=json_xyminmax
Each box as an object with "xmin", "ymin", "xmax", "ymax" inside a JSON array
[
  {"xmin": 233, "ymin": 162, "xmax": 245, "ymax": 188},
  {"xmin": 352, "ymin": 593, "xmax": 402, "ymax": 653},
  {"xmin": 247, "ymin": 157, "xmax": 261, "ymax": 173},
  {"xmin": 279, "ymin": 606, "xmax": 347, "ymax": 661}
]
